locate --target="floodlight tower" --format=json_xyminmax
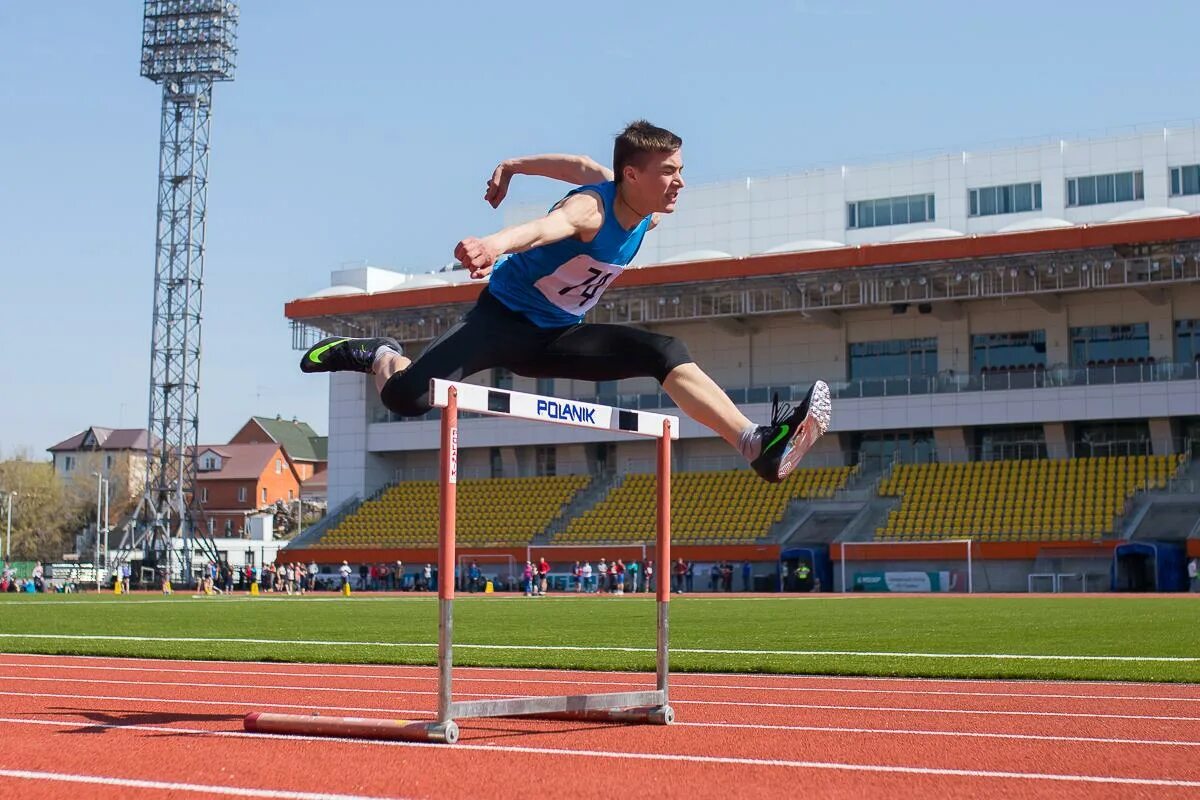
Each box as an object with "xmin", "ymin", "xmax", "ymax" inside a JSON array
[{"xmin": 129, "ymin": 0, "xmax": 238, "ymax": 582}]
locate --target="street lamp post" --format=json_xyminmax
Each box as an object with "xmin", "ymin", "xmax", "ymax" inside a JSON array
[{"xmin": 92, "ymin": 472, "xmax": 109, "ymax": 592}]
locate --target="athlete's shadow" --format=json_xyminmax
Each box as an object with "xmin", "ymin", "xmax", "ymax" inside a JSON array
[{"xmin": 40, "ymin": 706, "xmax": 242, "ymax": 735}]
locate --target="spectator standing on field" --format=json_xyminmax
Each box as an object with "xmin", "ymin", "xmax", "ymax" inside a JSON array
[
  {"xmin": 644, "ymin": 560, "xmax": 654, "ymax": 593},
  {"xmin": 742, "ymin": 561, "xmax": 752, "ymax": 592},
  {"xmin": 673, "ymin": 558, "xmax": 686, "ymax": 593},
  {"xmin": 581, "ymin": 561, "xmax": 593, "ymax": 593},
  {"xmin": 395, "ymin": 560, "xmax": 405, "ymax": 590},
  {"xmin": 538, "ymin": 557, "xmax": 551, "ymax": 594},
  {"xmin": 614, "ymin": 559, "xmax": 626, "ymax": 594},
  {"xmin": 628, "ymin": 560, "xmax": 640, "ymax": 593},
  {"xmin": 597, "ymin": 559, "xmax": 608, "ymax": 593},
  {"xmin": 308, "ymin": 560, "xmax": 319, "ymax": 592},
  {"xmin": 721, "ymin": 561, "xmax": 733, "ymax": 592},
  {"xmin": 708, "ymin": 562, "xmax": 720, "ymax": 592},
  {"xmin": 1189, "ymin": 557, "xmax": 1199, "ymax": 592},
  {"xmin": 422, "ymin": 563, "xmax": 433, "ymax": 591},
  {"xmin": 338, "ymin": 560, "xmax": 352, "ymax": 590},
  {"xmin": 684, "ymin": 560, "xmax": 695, "ymax": 592}
]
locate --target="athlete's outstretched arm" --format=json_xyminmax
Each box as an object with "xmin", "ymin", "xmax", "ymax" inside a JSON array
[
  {"xmin": 485, "ymin": 154, "xmax": 615, "ymax": 208},
  {"xmin": 455, "ymin": 191, "xmax": 604, "ymax": 279}
]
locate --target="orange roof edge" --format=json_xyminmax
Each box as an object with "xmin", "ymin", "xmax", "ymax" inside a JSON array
[{"xmin": 285, "ymin": 215, "xmax": 1200, "ymax": 321}]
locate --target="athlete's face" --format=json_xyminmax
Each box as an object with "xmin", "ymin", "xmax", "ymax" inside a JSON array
[{"xmin": 627, "ymin": 148, "xmax": 684, "ymax": 213}]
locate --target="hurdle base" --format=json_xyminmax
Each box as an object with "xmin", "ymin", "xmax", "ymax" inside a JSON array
[
  {"xmin": 243, "ymin": 712, "xmax": 459, "ymax": 744},
  {"xmin": 449, "ymin": 689, "xmax": 670, "ymax": 724},
  {"xmin": 507, "ymin": 704, "xmax": 674, "ymax": 725}
]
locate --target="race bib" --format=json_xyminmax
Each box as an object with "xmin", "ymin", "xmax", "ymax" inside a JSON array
[{"xmin": 533, "ymin": 255, "xmax": 624, "ymax": 315}]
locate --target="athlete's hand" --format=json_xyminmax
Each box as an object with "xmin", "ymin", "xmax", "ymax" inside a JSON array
[
  {"xmin": 485, "ymin": 163, "xmax": 512, "ymax": 208},
  {"xmin": 455, "ymin": 237, "xmax": 500, "ymax": 279}
]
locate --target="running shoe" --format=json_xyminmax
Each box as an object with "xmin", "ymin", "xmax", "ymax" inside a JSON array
[
  {"xmin": 299, "ymin": 336, "xmax": 402, "ymax": 374},
  {"xmin": 750, "ymin": 381, "xmax": 832, "ymax": 483}
]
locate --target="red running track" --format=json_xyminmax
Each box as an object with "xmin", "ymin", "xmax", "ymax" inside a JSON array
[{"xmin": 0, "ymin": 653, "xmax": 1196, "ymax": 799}]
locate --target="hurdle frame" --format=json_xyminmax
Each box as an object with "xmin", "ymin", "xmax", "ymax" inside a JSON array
[{"xmin": 245, "ymin": 378, "xmax": 679, "ymax": 745}]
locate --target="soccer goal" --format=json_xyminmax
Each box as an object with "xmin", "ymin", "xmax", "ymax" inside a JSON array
[{"xmin": 838, "ymin": 539, "xmax": 974, "ymax": 593}]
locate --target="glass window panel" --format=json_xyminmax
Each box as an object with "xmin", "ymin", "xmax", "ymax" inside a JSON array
[
  {"xmin": 860, "ymin": 201, "xmax": 874, "ymax": 228},
  {"xmin": 927, "ymin": 194, "xmax": 935, "ymax": 220},
  {"xmin": 892, "ymin": 196, "xmax": 909, "ymax": 225},
  {"xmin": 1171, "ymin": 168, "xmax": 1182, "ymax": 196},
  {"xmin": 1098, "ymin": 174, "xmax": 1115, "ymax": 204},
  {"xmin": 998, "ymin": 185, "xmax": 1013, "ymax": 214},
  {"xmin": 874, "ymin": 198, "xmax": 892, "ymax": 226},
  {"xmin": 969, "ymin": 189, "xmax": 978, "ymax": 216},
  {"xmin": 1185, "ymin": 166, "xmax": 1200, "ymax": 195},
  {"xmin": 1013, "ymin": 183, "xmax": 1032, "ymax": 212},
  {"xmin": 1067, "ymin": 179, "xmax": 1077, "ymax": 206},
  {"xmin": 1033, "ymin": 182, "xmax": 1042, "ymax": 209},
  {"xmin": 1113, "ymin": 172, "xmax": 1132, "ymax": 203},
  {"xmin": 847, "ymin": 203, "xmax": 857, "ymax": 228},
  {"xmin": 1078, "ymin": 176, "xmax": 1096, "ymax": 206},
  {"xmin": 979, "ymin": 187, "xmax": 996, "ymax": 216},
  {"xmin": 1134, "ymin": 170, "xmax": 1144, "ymax": 199}
]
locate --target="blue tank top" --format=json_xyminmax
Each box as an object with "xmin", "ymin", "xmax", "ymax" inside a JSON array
[{"xmin": 488, "ymin": 181, "xmax": 652, "ymax": 327}]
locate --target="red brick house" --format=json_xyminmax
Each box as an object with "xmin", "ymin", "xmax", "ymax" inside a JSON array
[{"xmin": 193, "ymin": 443, "xmax": 301, "ymax": 538}]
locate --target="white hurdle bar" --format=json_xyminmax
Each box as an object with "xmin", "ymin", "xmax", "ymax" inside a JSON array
[{"xmin": 245, "ymin": 379, "xmax": 679, "ymax": 745}]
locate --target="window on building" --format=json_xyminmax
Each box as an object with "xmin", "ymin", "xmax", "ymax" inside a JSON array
[
  {"xmin": 535, "ymin": 446, "xmax": 556, "ymax": 477},
  {"xmin": 63, "ymin": 456, "xmax": 74, "ymax": 472},
  {"xmin": 847, "ymin": 193, "xmax": 935, "ymax": 229},
  {"xmin": 849, "ymin": 338, "xmax": 938, "ymax": 380},
  {"xmin": 1075, "ymin": 420, "xmax": 1151, "ymax": 457},
  {"xmin": 1170, "ymin": 165, "xmax": 1200, "ymax": 197},
  {"xmin": 237, "ymin": 487, "xmax": 246, "ymax": 503},
  {"xmin": 275, "ymin": 458, "xmax": 282, "ymax": 474},
  {"xmin": 201, "ymin": 487, "xmax": 209, "ymax": 503},
  {"xmin": 971, "ymin": 331, "xmax": 1047, "ymax": 373},
  {"xmin": 969, "ymin": 182, "xmax": 1042, "ymax": 217},
  {"xmin": 1066, "ymin": 171, "xmax": 1144, "ymax": 207},
  {"xmin": 224, "ymin": 519, "xmax": 232, "ymax": 536},
  {"xmin": 595, "ymin": 380, "xmax": 618, "ymax": 402},
  {"xmin": 208, "ymin": 518, "xmax": 215, "ymax": 536},
  {"xmin": 490, "ymin": 447, "xmax": 503, "ymax": 479},
  {"xmin": 536, "ymin": 377, "xmax": 555, "ymax": 396},
  {"xmin": 1069, "ymin": 323, "xmax": 1150, "ymax": 366},
  {"xmin": 851, "ymin": 430, "xmax": 936, "ymax": 469},
  {"xmin": 1176, "ymin": 319, "xmax": 1200, "ymax": 363},
  {"xmin": 105, "ymin": 454, "xmax": 114, "ymax": 470},
  {"xmin": 261, "ymin": 487, "xmax": 267, "ymax": 504},
  {"xmin": 287, "ymin": 489, "xmax": 294, "ymax": 500},
  {"xmin": 974, "ymin": 425, "xmax": 1047, "ymax": 461},
  {"xmin": 492, "ymin": 367, "xmax": 513, "ymax": 390}
]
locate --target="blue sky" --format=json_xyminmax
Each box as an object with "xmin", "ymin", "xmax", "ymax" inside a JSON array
[{"xmin": 1, "ymin": 0, "xmax": 1197, "ymax": 456}]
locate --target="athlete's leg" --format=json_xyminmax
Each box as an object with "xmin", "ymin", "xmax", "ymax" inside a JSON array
[
  {"xmin": 660, "ymin": 363, "xmax": 752, "ymax": 449},
  {"xmin": 519, "ymin": 322, "xmax": 830, "ymax": 483},
  {"xmin": 378, "ymin": 290, "xmax": 558, "ymax": 417}
]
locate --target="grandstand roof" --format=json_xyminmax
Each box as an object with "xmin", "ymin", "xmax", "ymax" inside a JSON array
[{"xmin": 285, "ymin": 215, "xmax": 1200, "ymax": 321}]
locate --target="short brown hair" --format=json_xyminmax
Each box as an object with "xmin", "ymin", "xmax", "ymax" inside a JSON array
[{"xmin": 613, "ymin": 120, "xmax": 682, "ymax": 183}]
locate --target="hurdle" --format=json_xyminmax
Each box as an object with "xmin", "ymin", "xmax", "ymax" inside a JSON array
[{"xmin": 244, "ymin": 378, "xmax": 680, "ymax": 745}]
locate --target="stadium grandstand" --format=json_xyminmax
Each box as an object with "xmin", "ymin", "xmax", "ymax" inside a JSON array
[{"xmin": 283, "ymin": 123, "xmax": 1200, "ymax": 592}]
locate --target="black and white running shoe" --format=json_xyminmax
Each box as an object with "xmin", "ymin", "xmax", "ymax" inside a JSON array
[
  {"xmin": 299, "ymin": 337, "xmax": 402, "ymax": 374},
  {"xmin": 749, "ymin": 381, "xmax": 832, "ymax": 483}
]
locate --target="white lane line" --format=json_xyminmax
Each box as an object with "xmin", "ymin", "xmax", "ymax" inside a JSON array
[
  {"xmin": 3, "ymin": 688, "xmax": 1199, "ymax": 748},
  {"xmin": 3, "ymin": 661, "xmax": 1196, "ymax": 704},
  {"xmin": 7, "ymin": 651, "xmax": 1195, "ymax": 691},
  {"xmin": 0, "ymin": 716, "xmax": 1198, "ymax": 789},
  {"xmin": 0, "ymin": 632, "xmax": 1195, "ymax": 662},
  {"xmin": 2, "ymin": 675, "xmax": 1197, "ymax": 722},
  {"xmin": 0, "ymin": 768, "xmax": 403, "ymax": 800}
]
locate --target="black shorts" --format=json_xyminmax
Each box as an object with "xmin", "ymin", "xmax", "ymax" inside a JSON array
[{"xmin": 380, "ymin": 288, "xmax": 693, "ymax": 417}]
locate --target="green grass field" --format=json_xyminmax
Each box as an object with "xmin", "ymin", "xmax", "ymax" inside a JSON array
[{"xmin": 0, "ymin": 593, "xmax": 1196, "ymax": 682}]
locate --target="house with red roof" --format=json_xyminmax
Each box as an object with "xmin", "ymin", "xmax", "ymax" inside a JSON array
[{"xmin": 193, "ymin": 443, "xmax": 301, "ymax": 538}]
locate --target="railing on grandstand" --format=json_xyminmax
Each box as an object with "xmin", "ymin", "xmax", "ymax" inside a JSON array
[
  {"xmin": 369, "ymin": 360, "xmax": 1200, "ymax": 424},
  {"xmin": 393, "ymin": 462, "xmax": 601, "ymax": 483}
]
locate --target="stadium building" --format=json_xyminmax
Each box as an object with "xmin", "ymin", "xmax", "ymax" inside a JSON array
[{"xmin": 284, "ymin": 123, "xmax": 1200, "ymax": 592}]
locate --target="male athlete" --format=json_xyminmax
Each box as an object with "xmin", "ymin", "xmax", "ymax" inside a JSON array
[{"xmin": 301, "ymin": 121, "xmax": 831, "ymax": 483}]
